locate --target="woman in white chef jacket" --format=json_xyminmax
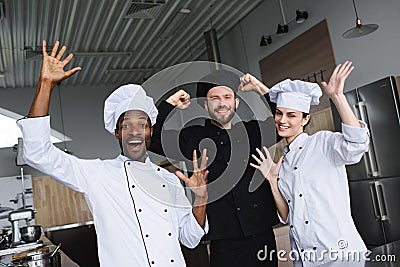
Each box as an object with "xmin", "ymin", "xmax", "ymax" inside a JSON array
[{"xmin": 251, "ymin": 61, "xmax": 370, "ymax": 267}]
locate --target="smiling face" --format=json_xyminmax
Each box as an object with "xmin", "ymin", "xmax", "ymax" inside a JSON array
[
  {"xmin": 114, "ymin": 110, "xmax": 153, "ymax": 162},
  {"xmin": 204, "ymin": 86, "xmax": 239, "ymax": 129},
  {"xmin": 274, "ymin": 107, "xmax": 310, "ymax": 144}
]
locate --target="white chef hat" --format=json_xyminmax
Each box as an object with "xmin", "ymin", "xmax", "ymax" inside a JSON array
[
  {"xmin": 269, "ymin": 79, "xmax": 322, "ymax": 113},
  {"xmin": 104, "ymin": 84, "xmax": 158, "ymax": 133}
]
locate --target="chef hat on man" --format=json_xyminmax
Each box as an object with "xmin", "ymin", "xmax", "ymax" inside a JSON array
[
  {"xmin": 104, "ymin": 84, "xmax": 158, "ymax": 133},
  {"xmin": 269, "ymin": 79, "xmax": 322, "ymax": 113}
]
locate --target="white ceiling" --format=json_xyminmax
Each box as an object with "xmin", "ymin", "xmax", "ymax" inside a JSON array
[{"xmin": 0, "ymin": 0, "xmax": 263, "ymax": 88}]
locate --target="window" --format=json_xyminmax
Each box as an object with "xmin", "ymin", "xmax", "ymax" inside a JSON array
[{"xmin": 0, "ymin": 107, "xmax": 71, "ymax": 148}]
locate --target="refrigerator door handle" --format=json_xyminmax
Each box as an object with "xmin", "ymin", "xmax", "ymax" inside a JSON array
[
  {"xmin": 368, "ymin": 181, "xmax": 381, "ymax": 220},
  {"xmin": 356, "ymin": 101, "xmax": 380, "ymax": 177},
  {"xmin": 375, "ymin": 181, "xmax": 388, "ymax": 221}
]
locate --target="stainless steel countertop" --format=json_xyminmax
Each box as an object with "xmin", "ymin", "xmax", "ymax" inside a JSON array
[{"xmin": 44, "ymin": 221, "xmax": 94, "ymax": 232}]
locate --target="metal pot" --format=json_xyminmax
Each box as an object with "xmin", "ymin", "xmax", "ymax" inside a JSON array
[
  {"xmin": 0, "ymin": 227, "xmax": 12, "ymax": 249},
  {"xmin": 19, "ymin": 225, "xmax": 42, "ymax": 243},
  {"xmin": 10, "ymin": 245, "xmax": 61, "ymax": 267}
]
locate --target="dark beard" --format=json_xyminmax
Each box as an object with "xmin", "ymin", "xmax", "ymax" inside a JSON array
[{"xmin": 209, "ymin": 105, "xmax": 236, "ymax": 126}]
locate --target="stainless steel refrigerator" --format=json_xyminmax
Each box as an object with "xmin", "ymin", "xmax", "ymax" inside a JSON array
[{"xmin": 330, "ymin": 76, "xmax": 400, "ymax": 248}]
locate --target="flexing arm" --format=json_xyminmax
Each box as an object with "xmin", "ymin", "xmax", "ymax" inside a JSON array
[
  {"xmin": 28, "ymin": 40, "xmax": 81, "ymax": 117},
  {"xmin": 321, "ymin": 61, "xmax": 360, "ymax": 128},
  {"xmin": 239, "ymin": 73, "xmax": 269, "ymax": 95},
  {"xmin": 251, "ymin": 147, "xmax": 288, "ymax": 222},
  {"xmin": 149, "ymin": 90, "xmax": 192, "ymax": 159}
]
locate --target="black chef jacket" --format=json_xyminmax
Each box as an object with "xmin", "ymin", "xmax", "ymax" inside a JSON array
[{"xmin": 150, "ymin": 98, "xmax": 279, "ymax": 240}]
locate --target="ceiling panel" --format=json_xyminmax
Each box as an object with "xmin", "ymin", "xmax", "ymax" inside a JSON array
[{"xmin": 0, "ymin": 0, "xmax": 263, "ymax": 88}]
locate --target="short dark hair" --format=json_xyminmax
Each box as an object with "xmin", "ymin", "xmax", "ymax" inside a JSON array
[{"xmin": 302, "ymin": 112, "xmax": 311, "ymax": 130}]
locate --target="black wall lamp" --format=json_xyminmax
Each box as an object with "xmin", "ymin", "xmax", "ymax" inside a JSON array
[
  {"xmin": 277, "ymin": 0, "xmax": 288, "ymax": 36},
  {"xmin": 260, "ymin": 1, "xmax": 309, "ymax": 47},
  {"xmin": 260, "ymin": 35, "xmax": 272, "ymax": 46},
  {"xmin": 296, "ymin": 10, "xmax": 308, "ymax": 24}
]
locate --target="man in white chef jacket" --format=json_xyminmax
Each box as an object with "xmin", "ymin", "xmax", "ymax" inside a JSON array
[{"xmin": 17, "ymin": 40, "xmax": 209, "ymax": 266}]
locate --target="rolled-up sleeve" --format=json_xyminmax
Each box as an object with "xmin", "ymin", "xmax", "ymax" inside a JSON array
[
  {"xmin": 277, "ymin": 211, "xmax": 288, "ymax": 224},
  {"xmin": 323, "ymin": 120, "xmax": 370, "ymax": 166}
]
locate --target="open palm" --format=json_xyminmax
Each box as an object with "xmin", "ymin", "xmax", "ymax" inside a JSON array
[
  {"xmin": 40, "ymin": 40, "xmax": 81, "ymax": 85},
  {"xmin": 250, "ymin": 146, "xmax": 283, "ymax": 183},
  {"xmin": 321, "ymin": 61, "xmax": 354, "ymax": 97}
]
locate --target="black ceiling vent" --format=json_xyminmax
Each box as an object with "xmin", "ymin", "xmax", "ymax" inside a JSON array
[
  {"xmin": 0, "ymin": 1, "xmax": 5, "ymax": 20},
  {"xmin": 125, "ymin": 0, "xmax": 166, "ymax": 19},
  {"xmin": 24, "ymin": 46, "xmax": 52, "ymax": 61}
]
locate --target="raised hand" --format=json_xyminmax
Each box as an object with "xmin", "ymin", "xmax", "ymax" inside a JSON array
[
  {"xmin": 166, "ymin": 89, "xmax": 191, "ymax": 110},
  {"xmin": 250, "ymin": 146, "xmax": 283, "ymax": 184},
  {"xmin": 40, "ymin": 40, "xmax": 81, "ymax": 86},
  {"xmin": 239, "ymin": 73, "xmax": 269, "ymax": 95},
  {"xmin": 321, "ymin": 61, "xmax": 354, "ymax": 98},
  {"xmin": 28, "ymin": 40, "xmax": 81, "ymax": 117},
  {"xmin": 175, "ymin": 149, "xmax": 208, "ymax": 199}
]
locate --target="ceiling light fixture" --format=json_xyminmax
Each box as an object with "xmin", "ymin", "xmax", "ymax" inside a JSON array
[
  {"xmin": 277, "ymin": 0, "xmax": 289, "ymax": 36},
  {"xmin": 105, "ymin": 68, "xmax": 155, "ymax": 74},
  {"xmin": 24, "ymin": 49, "xmax": 133, "ymax": 61},
  {"xmin": 179, "ymin": 8, "xmax": 191, "ymax": 14},
  {"xmin": 259, "ymin": 35, "xmax": 272, "ymax": 47},
  {"xmin": 342, "ymin": 0, "xmax": 379, "ymax": 39},
  {"xmin": 73, "ymin": 51, "xmax": 133, "ymax": 57},
  {"xmin": 296, "ymin": 10, "xmax": 308, "ymax": 24},
  {"xmin": 260, "ymin": 4, "xmax": 308, "ymax": 48}
]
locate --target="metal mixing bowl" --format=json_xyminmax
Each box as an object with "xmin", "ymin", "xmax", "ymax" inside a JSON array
[{"xmin": 20, "ymin": 225, "xmax": 42, "ymax": 243}]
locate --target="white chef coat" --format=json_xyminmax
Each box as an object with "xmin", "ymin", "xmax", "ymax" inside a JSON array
[
  {"xmin": 17, "ymin": 116, "xmax": 208, "ymax": 267},
  {"xmin": 277, "ymin": 121, "xmax": 370, "ymax": 267}
]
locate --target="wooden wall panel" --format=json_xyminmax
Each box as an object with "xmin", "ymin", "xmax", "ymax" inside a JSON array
[
  {"xmin": 32, "ymin": 176, "xmax": 93, "ymax": 228},
  {"xmin": 259, "ymin": 19, "xmax": 337, "ymax": 113}
]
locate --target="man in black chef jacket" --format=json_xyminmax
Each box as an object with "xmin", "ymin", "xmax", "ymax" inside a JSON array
[{"xmin": 149, "ymin": 69, "xmax": 278, "ymax": 266}]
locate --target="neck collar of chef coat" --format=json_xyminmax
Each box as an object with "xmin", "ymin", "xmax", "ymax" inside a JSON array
[
  {"xmin": 117, "ymin": 154, "xmax": 152, "ymax": 165},
  {"xmin": 286, "ymin": 132, "xmax": 308, "ymax": 153}
]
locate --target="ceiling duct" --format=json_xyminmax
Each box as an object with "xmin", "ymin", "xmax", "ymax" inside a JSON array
[
  {"xmin": 204, "ymin": 28, "xmax": 221, "ymax": 63},
  {"xmin": 24, "ymin": 47, "xmax": 132, "ymax": 61},
  {"xmin": 24, "ymin": 47, "xmax": 47, "ymax": 60},
  {"xmin": 125, "ymin": 0, "xmax": 166, "ymax": 19},
  {"xmin": 0, "ymin": 1, "xmax": 5, "ymax": 20}
]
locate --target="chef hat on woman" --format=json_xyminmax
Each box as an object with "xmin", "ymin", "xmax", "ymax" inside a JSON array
[
  {"xmin": 104, "ymin": 84, "xmax": 158, "ymax": 133},
  {"xmin": 269, "ymin": 79, "xmax": 322, "ymax": 113}
]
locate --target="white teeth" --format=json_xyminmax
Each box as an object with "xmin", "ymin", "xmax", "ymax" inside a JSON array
[
  {"xmin": 279, "ymin": 125, "xmax": 289, "ymax": 129},
  {"xmin": 129, "ymin": 140, "xmax": 143, "ymax": 144}
]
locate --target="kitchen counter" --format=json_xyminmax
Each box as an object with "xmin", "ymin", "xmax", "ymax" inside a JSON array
[
  {"xmin": 40, "ymin": 235, "xmax": 79, "ymax": 267},
  {"xmin": 0, "ymin": 235, "xmax": 79, "ymax": 267}
]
